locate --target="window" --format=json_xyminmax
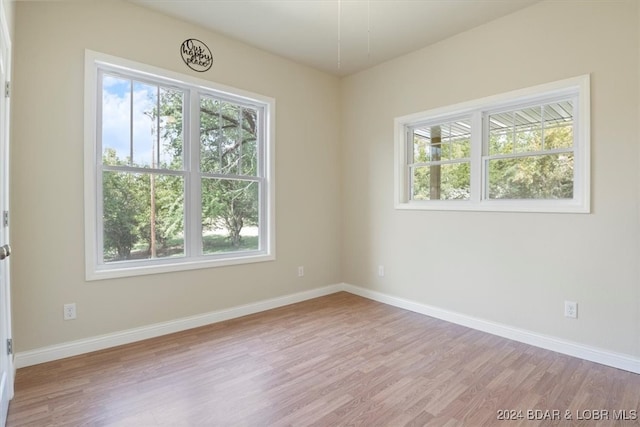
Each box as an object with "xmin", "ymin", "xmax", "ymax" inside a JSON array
[
  {"xmin": 84, "ymin": 50, "xmax": 275, "ymax": 280},
  {"xmin": 395, "ymin": 75, "xmax": 590, "ymax": 213},
  {"xmin": 409, "ymin": 117, "xmax": 472, "ymax": 201},
  {"xmin": 485, "ymin": 101, "xmax": 574, "ymax": 200}
]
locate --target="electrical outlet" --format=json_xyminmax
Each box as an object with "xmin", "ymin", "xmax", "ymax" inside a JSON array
[
  {"xmin": 63, "ymin": 303, "xmax": 77, "ymax": 320},
  {"xmin": 298, "ymin": 266, "xmax": 304, "ymax": 277},
  {"xmin": 564, "ymin": 301, "xmax": 577, "ymax": 319},
  {"xmin": 378, "ymin": 265, "xmax": 385, "ymax": 277}
]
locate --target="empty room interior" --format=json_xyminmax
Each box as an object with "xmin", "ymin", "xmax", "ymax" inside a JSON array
[{"xmin": 2, "ymin": 0, "xmax": 640, "ymax": 425}]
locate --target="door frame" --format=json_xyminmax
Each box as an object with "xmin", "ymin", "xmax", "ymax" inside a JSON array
[{"xmin": 0, "ymin": 0, "xmax": 13, "ymax": 423}]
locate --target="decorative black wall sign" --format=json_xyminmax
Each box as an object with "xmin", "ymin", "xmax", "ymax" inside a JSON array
[{"xmin": 180, "ymin": 39, "xmax": 213, "ymax": 72}]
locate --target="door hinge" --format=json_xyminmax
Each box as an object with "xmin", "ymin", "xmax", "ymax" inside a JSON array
[
  {"xmin": 6, "ymin": 339, "xmax": 12, "ymax": 355},
  {"xmin": 4, "ymin": 81, "xmax": 9, "ymax": 98},
  {"xmin": 2, "ymin": 211, "xmax": 7, "ymax": 227}
]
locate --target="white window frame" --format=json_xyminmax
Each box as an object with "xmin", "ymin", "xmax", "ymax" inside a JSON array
[
  {"xmin": 394, "ymin": 74, "xmax": 590, "ymax": 213},
  {"xmin": 84, "ymin": 50, "xmax": 276, "ymax": 281}
]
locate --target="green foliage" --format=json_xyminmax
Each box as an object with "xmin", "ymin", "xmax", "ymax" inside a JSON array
[
  {"xmin": 102, "ymin": 157, "xmax": 185, "ymax": 262},
  {"xmin": 130, "ymin": 174, "xmax": 185, "ymax": 256},
  {"xmin": 102, "ymin": 150, "xmax": 145, "ymax": 261},
  {"xmin": 488, "ymin": 126, "xmax": 573, "ymax": 199},
  {"xmin": 412, "ymin": 133, "xmax": 471, "ymax": 200},
  {"xmin": 410, "ymin": 123, "xmax": 574, "ymax": 201},
  {"xmin": 199, "ymin": 97, "xmax": 259, "ymax": 248},
  {"xmin": 157, "ymin": 88, "xmax": 184, "ymax": 170},
  {"xmin": 101, "ymin": 85, "xmax": 260, "ymax": 262},
  {"xmin": 202, "ymin": 179, "xmax": 258, "ymax": 250}
]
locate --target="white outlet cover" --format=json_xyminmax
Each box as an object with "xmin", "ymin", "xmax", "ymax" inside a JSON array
[
  {"xmin": 564, "ymin": 301, "xmax": 577, "ymax": 319},
  {"xmin": 64, "ymin": 303, "xmax": 77, "ymax": 320}
]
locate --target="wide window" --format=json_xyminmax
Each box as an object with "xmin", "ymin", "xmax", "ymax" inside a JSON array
[
  {"xmin": 85, "ymin": 51, "xmax": 275, "ymax": 280},
  {"xmin": 395, "ymin": 75, "xmax": 590, "ymax": 213}
]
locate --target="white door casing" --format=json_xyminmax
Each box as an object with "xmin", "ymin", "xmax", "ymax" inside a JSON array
[{"xmin": 0, "ymin": 0, "xmax": 13, "ymax": 424}]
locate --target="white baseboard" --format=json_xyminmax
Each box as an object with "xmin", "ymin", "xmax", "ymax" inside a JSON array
[
  {"xmin": 15, "ymin": 282, "xmax": 640, "ymax": 375},
  {"xmin": 341, "ymin": 283, "xmax": 640, "ymax": 374},
  {"xmin": 14, "ymin": 284, "xmax": 343, "ymax": 368}
]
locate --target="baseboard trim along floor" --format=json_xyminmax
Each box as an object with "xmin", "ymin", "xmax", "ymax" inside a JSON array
[
  {"xmin": 14, "ymin": 284, "xmax": 343, "ymax": 368},
  {"xmin": 14, "ymin": 283, "xmax": 640, "ymax": 374},
  {"xmin": 340, "ymin": 284, "xmax": 640, "ymax": 375}
]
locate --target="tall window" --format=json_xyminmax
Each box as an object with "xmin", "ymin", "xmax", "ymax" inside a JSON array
[
  {"xmin": 85, "ymin": 51, "xmax": 275, "ymax": 280},
  {"xmin": 395, "ymin": 75, "xmax": 590, "ymax": 213}
]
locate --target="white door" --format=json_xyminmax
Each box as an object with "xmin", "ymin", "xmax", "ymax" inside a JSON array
[{"xmin": 0, "ymin": 2, "xmax": 12, "ymax": 425}]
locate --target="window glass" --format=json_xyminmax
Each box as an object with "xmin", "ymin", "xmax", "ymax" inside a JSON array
[
  {"xmin": 87, "ymin": 52, "xmax": 274, "ymax": 279},
  {"xmin": 487, "ymin": 100, "xmax": 574, "ymax": 200},
  {"xmin": 394, "ymin": 74, "xmax": 589, "ymax": 212},
  {"xmin": 409, "ymin": 118, "xmax": 471, "ymax": 200},
  {"xmin": 201, "ymin": 178, "xmax": 259, "ymax": 253},
  {"xmin": 487, "ymin": 153, "xmax": 574, "ymax": 200}
]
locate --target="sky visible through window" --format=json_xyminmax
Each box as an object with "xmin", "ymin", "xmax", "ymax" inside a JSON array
[{"xmin": 102, "ymin": 74, "xmax": 163, "ymax": 168}]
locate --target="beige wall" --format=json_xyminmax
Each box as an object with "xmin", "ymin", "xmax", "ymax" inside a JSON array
[
  {"xmin": 2, "ymin": 0, "xmax": 12, "ymax": 42},
  {"xmin": 11, "ymin": 1, "xmax": 342, "ymax": 352},
  {"xmin": 342, "ymin": 0, "xmax": 640, "ymax": 357},
  {"xmin": 10, "ymin": 0, "xmax": 640, "ymax": 361}
]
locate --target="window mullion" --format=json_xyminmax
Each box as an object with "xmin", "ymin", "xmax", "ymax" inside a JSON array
[
  {"xmin": 155, "ymin": 87, "xmax": 160, "ymax": 168},
  {"xmin": 96, "ymin": 71, "xmax": 105, "ymax": 266},
  {"xmin": 411, "ymin": 159, "xmax": 470, "ymax": 169},
  {"xmin": 257, "ymin": 105, "xmax": 268, "ymax": 252},
  {"xmin": 238, "ymin": 108, "xmax": 243, "ymax": 174},
  {"xmin": 541, "ymin": 104, "xmax": 546, "ymax": 151},
  {"xmin": 484, "ymin": 147, "xmax": 573, "ymax": 161},
  {"xmin": 571, "ymin": 93, "xmax": 583, "ymax": 208},
  {"xmin": 187, "ymin": 90, "xmax": 201, "ymax": 258},
  {"xmin": 470, "ymin": 111, "xmax": 483, "ymax": 203},
  {"xmin": 129, "ymin": 78, "xmax": 134, "ymax": 166},
  {"xmin": 405, "ymin": 129, "xmax": 413, "ymax": 202}
]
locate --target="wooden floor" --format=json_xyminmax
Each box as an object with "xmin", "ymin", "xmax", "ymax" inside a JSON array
[{"xmin": 6, "ymin": 292, "xmax": 640, "ymax": 426}]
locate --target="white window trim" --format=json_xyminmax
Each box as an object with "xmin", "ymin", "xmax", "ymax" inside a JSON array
[
  {"xmin": 394, "ymin": 74, "xmax": 590, "ymax": 213},
  {"xmin": 84, "ymin": 50, "xmax": 276, "ymax": 281}
]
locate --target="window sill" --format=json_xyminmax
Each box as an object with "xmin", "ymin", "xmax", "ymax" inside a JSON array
[
  {"xmin": 395, "ymin": 199, "xmax": 590, "ymax": 214},
  {"xmin": 86, "ymin": 252, "xmax": 276, "ymax": 281}
]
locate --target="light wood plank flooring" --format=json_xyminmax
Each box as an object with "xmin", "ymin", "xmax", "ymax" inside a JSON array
[{"xmin": 7, "ymin": 292, "xmax": 640, "ymax": 426}]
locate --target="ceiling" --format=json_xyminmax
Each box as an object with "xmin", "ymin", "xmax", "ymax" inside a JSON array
[{"xmin": 130, "ymin": 0, "xmax": 540, "ymax": 76}]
